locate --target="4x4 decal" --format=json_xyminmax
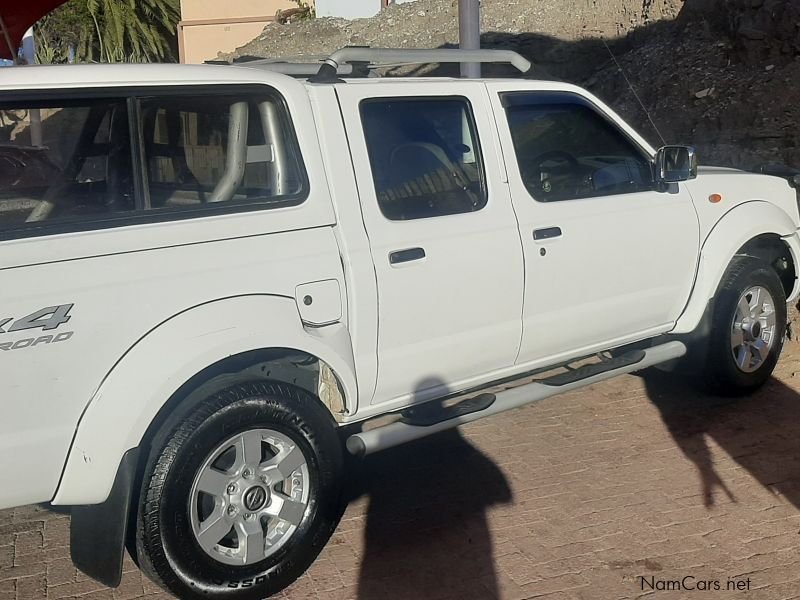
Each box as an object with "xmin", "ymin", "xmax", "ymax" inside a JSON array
[{"xmin": 0, "ymin": 304, "xmax": 74, "ymax": 351}]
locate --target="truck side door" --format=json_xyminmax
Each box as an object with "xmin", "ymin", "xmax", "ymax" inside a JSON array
[
  {"xmin": 487, "ymin": 85, "xmax": 700, "ymax": 366},
  {"xmin": 336, "ymin": 83, "xmax": 524, "ymax": 406}
]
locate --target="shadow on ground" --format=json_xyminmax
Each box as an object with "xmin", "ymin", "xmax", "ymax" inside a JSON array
[
  {"xmin": 344, "ymin": 378, "xmax": 513, "ymax": 600},
  {"xmin": 644, "ymin": 369, "xmax": 800, "ymax": 509},
  {"xmin": 345, "ymin": 429, "xmax": 511, "ymax": 600}
]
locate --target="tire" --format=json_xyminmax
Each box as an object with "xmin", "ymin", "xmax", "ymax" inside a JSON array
[
  {"xmin": 135, "ymin": 381, "xmax": 344, "ymax": 600},
  {"xmin": 699, "ymin": 256, "xmax": 787, "ymax": 396}
]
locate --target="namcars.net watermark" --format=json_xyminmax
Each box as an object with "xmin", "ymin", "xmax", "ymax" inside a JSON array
[{"xmin": 639, "ymin": 576, "xmax": 752, "ymax": 592}]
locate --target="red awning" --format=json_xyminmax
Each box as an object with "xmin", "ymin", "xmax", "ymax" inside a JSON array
[{"xmin": 0, "ymin": 1, "xmax": 68, "ymax": 60}]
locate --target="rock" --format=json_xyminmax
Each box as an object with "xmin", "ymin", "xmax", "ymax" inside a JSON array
[
  {"xmin": 695, "ymin": 87, "xmax": 714, "ymax": 98},
  {"xmin": 739, "ymin": 27, "xmax": 767, "ymax": 40}
]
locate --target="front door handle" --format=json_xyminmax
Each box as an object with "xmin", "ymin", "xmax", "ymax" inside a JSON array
[
  {"xmin": 389, "ymin": 247, "xmax": 426, "ymax": 265},
  {"xmin": 533, "ymin": 227, "xmax": 562, "ymax": 241}
]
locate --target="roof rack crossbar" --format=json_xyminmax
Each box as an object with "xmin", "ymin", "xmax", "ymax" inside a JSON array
[
  {"xmin": 244, "ymin": 62, "xmax": 358, "ymax": 76},
  {"xmin": 206, "ymin": 58, "xmax": 368, "ymax": 77},
  {"xmin": 309, "ymin": 47, "xmax": 532, "ymax": 83}
]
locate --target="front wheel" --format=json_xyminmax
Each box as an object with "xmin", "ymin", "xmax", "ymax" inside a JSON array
[
  {"xmin": 135, "ymin": 381, "xmax": 344, "ymax": 599},
  {"xmin": 700, "ymin": 256, "xmax": 787, "ymax": 396}
]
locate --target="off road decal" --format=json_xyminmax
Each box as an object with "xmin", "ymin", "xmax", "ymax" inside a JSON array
[{"xmin": 0, "ymin": 304, "xmax": 75, "ymax": 351}]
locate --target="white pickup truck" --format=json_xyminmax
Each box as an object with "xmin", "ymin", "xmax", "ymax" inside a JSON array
[{"xmin": 0, "ymin": 48, "xmax": 798, "ymax": 599}]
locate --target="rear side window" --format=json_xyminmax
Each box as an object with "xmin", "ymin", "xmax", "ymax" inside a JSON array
[
  {"xmin": 0, "ymin": 87, "xmax": 307, "ymax": 238},
  {"xmin": 141, "ymin": 94, "xmax": 305, "ymax": 210},
  {"xmin": 502, "ymin": 93, "xmax": 654, "ymax": 202},
  {"xmin": 360, "ymin": 97, "xmax": 487, "ymax": 221},
  {"xmin": 0, "ymin": 99, "xmax": 134, "ymax": 229}
]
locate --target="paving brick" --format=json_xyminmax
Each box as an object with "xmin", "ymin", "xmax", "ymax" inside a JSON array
[
  {"xmin": 0, "ymin": 564, "xmax": 46, "ymax": 584},
  {"xmin": 44, "ymin": 559, "xmax": 75, "ymax": 588},
  {"xmin": 0, "ymin": 547, "xmax": 13, "ymax": 571},
  {"xmin": 11, "ymin": 553, "xmax": 46, "ymax": 572},
  {"xmin": 0, "ymin": 523, "xmax": 42, "ymax": 540},
  {"xmin": 45, "ymin": 579, "xmax": 103, "ymax": 599},
  {"xmin": 0, "ymin": 580, "xmax": 14, "ymax": 600},
  {"xmin": 40, "ymin": 547, "xmax": 69, "ymax": 564},
  {"xmin": 41, "ymin": 522, "xmax": 68, "ymax": 551},
  {"xmin": 15, "ymin": 574, "xmax": 45, "ymax": 600}
]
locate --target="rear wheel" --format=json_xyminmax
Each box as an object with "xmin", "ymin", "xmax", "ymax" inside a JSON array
[
  {"xmin": 135, "ymin": 381, "xmax": 343, "ymax": 599},
  {"xmin": 700, "ymin": 256, "xmax": 786, "ymax": 395}
]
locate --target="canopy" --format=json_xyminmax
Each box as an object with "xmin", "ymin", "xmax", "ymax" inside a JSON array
[{"xmin": 0, "ymin": 1, "xmax": 67, "ymax": 60}]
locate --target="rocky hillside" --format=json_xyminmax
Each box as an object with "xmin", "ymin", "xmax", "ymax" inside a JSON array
[
  {"xmin": 231, "ymin": 0, "xmax": 682, "ymax": 59},
  {"xmin": 590, "ymin": 0, "xmax": 800, "ymax": 169},
  {"xmin": 228, "ymin": 0, "xmax": 799, "ymax": 171}
]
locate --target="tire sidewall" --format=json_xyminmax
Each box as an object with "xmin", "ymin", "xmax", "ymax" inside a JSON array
[
  {"xmin": 707, "ymin": 258, "xmax": 786, "ymax": 393},
  {"xmin": 138, "ymin": 382, "xmax": 343, "ymax": 600}
]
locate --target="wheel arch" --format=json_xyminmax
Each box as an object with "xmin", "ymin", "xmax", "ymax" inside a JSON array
[
  {"xmin": 53, "ymin": 294, "xmax": 356, "ymax": 506},
  {"xmin": 673, "ymin": 201, "xmax": 800, "ymax": 334}
]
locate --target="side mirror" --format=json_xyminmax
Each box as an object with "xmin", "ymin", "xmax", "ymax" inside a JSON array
[{"xmin": 654, "ymin": 145, "xmax": 698, "ymax": 184}]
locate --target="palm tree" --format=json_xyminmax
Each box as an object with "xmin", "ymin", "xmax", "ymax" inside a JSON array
[{"xmin": 36, "ymin": 0, "xmax": 180, "ymax": 64}]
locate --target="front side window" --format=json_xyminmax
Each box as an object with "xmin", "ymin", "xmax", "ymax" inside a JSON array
[
  {"xmin": 141, "ymin": 94, "xmax": 304, "ymax": 210},
  {"xmin": 0, "ymin": 99, "xmax": 134, "ymax": 230},
  {"xmin": 503, "ymin": 93, "xmax": 654, "ymax": 202},
  {"xmin": 360, "ymin": 97, "xmax": 487, "ymax": 221}
]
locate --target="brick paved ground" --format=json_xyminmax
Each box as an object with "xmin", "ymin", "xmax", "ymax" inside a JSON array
[{"xmin": 4, "ymin": 346, "xmax": 800, "ymax": 600}]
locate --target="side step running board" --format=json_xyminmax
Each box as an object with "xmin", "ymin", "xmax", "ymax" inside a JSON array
[
  {"xmin": 346, "ymin": 341, "xmax": 686, "ymax": 457},
  {"xmin": 538, "ymin": 349, "xmax": 645, "ymax": 386}
]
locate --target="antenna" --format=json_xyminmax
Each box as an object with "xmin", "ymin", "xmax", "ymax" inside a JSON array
[{"xmin": 601, "ymin": 38, "xmax": 667, "ymax": 147}]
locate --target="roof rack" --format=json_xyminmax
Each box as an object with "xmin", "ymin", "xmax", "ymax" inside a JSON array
[
  {"xmin": 209, "ymin": 47, "xmax": 533, "ymax": 81},
  {"xmin": 308, "ymin": 47, "xmax": 532, "ymax": 83}
]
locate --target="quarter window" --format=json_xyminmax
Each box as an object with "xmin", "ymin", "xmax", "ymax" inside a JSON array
[
  {"xmin": 141, "ymin": 94, "xmax": 304, "ymax": 209},
  {"xmin": 0, "ymin": 99, "xmax": 134, "ymax": 228},
  {"xmin": 0, "ymin": 88, "xmax": 307, "ymax": 238},
  {"xmin": 502, "ymin": 93, "xmax": 654, "ymax": 202},
  {"xmin": 360, "ymin": 97, "xmax": 487, "ymax": 220}
]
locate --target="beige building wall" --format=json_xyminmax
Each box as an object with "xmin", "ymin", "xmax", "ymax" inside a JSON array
[{"xmin": 179, "ymin": 0, "xmax": 298, "ymax": 64}]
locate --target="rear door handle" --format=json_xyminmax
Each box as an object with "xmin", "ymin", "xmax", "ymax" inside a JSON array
[
  {"xmin": 389, "ymin": 247, "xmax": 426, "ymax": 265},
  {"xmin": 533, "ymin": 227, "xmax": 562, "ymax": 241}
]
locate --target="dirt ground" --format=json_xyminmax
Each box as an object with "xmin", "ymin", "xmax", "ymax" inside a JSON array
[{"xmin": 4, "ymin": 341, "xmax": 800, "ymax": 599}]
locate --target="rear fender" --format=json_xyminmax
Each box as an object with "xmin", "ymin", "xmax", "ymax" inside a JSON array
[{"xmin": 53, "ymin": 294, "xmax": 355, "ymax": 505}]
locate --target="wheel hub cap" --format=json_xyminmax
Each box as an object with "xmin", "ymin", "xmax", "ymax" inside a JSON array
[
  {"xmin": 730, "ymin": 285, "xmax": 777, "ymax": 373},
  {"xmin": 243, "ymin": 486, "xmax": 269, "ymax": 511},
  {"xmin": 188, "ymin": 429, "xmax": 311, "ymax": 566}
]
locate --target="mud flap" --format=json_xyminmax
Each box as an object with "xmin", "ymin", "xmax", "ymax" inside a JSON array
[{"xmin": 69, "ymin": 448, "xmax": 140, "ymax": 588}]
